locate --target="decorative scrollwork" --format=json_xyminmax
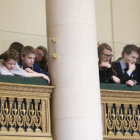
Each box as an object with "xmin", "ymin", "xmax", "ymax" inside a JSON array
[
  {"xmin": 105, "ymin": 103, "xmax": 140, "ymax": 136},
  {"xmin": 0, "ymin": 97, "xmax": 43, "ymax": 133}
]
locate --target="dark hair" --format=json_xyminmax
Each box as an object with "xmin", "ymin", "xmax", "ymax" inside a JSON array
[
  {"xmin": 122, "ymin": 44, "xmax": 138, "ymax": 58},
  {"xmin": 9, "ymin": 42, "xmax": 24, "ymax": 54},
  {"xmin": 21, "ymin": 46, "xmax": 36, "ymax": 56},
  {"xmin": 0, "ymin": 42, "xmax": 24, "ymax": 59},
  {"xmin": 3, "ymin": 49, "xmax": 19, "ymax": 61},
  {"xmin": 98, "ymin": 43, "xmax": 112, "ymax": 60},
  {"xmin": 36, "ymin": 46, "xmax": 48, "ymax": 72}
]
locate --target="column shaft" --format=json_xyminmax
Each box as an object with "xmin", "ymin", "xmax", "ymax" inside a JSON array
[{"xmin": 46, "ymin": 0, "xmax": 102, "ymax": 139}]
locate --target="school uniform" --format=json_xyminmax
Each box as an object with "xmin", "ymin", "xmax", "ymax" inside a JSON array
[
  {"xmin": 18, "ymin": 61, "xmax": 49, "ymax": 76},
  {"xmin": 112, "ymin": 60, "xmax": 137, "ymax": 84},
  {"xmin": 99, "ymin": 67, "xmax": 114, "ymax": 83}
]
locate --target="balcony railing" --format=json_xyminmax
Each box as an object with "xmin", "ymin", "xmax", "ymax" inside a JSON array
[
  {"xmin": 101, "ymin": 83, "xmax": 140, "ymax": 140},
  {"xmin": 0, "ymin": 75, "xmax": 54, "ymax": 140}
]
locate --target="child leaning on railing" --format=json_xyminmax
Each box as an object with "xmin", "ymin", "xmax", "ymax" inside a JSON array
[{"xmin": 0, "ymin": 49, "xmax": 50, "ymax": 84}]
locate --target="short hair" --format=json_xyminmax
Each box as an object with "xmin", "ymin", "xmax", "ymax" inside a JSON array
[
  {"xmin": 3, "ymin": 49, "xmax": 19, "ymax": 61},
  {"xmin": 98, "ymin": 43, "xmax": 112, "ymax": 60},
  {"xmin": 122, "ymin": 44, "xmax": 138, "ymax": 57},
  {"xmin": 21, "ymin": 46, "xmax": 36, "ymax": 56}
]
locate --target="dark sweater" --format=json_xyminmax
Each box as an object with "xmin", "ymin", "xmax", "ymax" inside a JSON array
[
  {"xmin": 99, "ymin": 67, "xmax": 114, "ymax": 83},
  {"xmin": 112, "ymin": 62, "xmax": 137, "ymax": 84}
]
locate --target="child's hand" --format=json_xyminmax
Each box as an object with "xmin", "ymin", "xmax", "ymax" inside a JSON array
[
  {"xmin": 126, "ymin": 80, "xmax": 134, "ymax": 87},
  {"xmin": 25, "ymin": 68, "xmax": 35, "ymax": 73},
  {"xmin": 99, "ymin": 62, "xmax": 111, "ymax": 68},
  {"xmin": 112, "ymin": 76, "xmax": 120, "ymax": 84},
  {"xmin": 42, "ymin": 74, "xmax": 50, "ymax": 84},
  {"xmin": 128, "ymin": 63, "xmax": 136, "ymax": 73}
]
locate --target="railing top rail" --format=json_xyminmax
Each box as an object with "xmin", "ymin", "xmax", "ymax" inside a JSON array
[{"xmin": 100, "ymin": 83, "xmax": 140, "ymax": 92}]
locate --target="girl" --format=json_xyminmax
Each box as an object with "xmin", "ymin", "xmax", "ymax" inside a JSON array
[{"xmin": 35, "ymin": 46, "xmax": 48, "ymax": 72}]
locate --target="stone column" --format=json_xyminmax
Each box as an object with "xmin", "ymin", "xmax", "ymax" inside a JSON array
[{"xmin": 46, "ymin": 0, "xmax": 102, "ymax": 140}]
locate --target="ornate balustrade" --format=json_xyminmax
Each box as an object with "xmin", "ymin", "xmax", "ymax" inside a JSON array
[
  {"xmin": 101, "ymin": 83, "xmax": 140, "ymax": 140},
  {"xmin": 0, "ymin": 75, "xmax": 54, "ymax": 140}
]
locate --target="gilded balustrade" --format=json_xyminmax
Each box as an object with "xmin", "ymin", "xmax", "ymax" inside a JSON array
[
  {"xmin": 101, "ymin": 87, "xmax": 140, "ymax": 140},
  {"xmin": 0, "ymin": 82, "xmax": 54, "ymax": 140}
]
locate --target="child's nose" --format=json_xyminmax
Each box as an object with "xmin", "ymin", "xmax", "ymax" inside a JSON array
[
  {"xmin": 107, "ymin": 57, "xmax": 110, "ymax": 61},
  {"xmin": 11, "ymin": 66, "xmax": 14, "ymax": 69},
  {"xmin": 31, "ymin": 59, "xmax": 34, "ymax": 63}
]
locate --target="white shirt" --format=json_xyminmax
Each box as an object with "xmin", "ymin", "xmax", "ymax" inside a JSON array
[
  {"xmin": 120, "ymin": 60, "xmax": 132, "ymax": 76},
  {"xmin": 0, "ymin": 62, "xmax": 28, "ymax": 77}
]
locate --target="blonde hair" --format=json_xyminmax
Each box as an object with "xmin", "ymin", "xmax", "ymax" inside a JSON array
[{"xmin": 98, "ymin": 43, "xmax": 112, "ymax": 61}]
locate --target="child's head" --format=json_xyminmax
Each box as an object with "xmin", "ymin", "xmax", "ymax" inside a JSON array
[
  {"xmin": 21, "ymin": 46, "xmax": 36, "ymax": 67},
  {"xmin": 122, "ymin": 44, "xmax": 139, "ymax": 64},
  {"xmin": 0, "ymin": 42, "xmax": 24, "ymax": 59},
  {"xmin": 3, "ymin": 49, "xmax": 19, "ymax": 70},
  {"xmin": 98, "ymin": 43, "xmax": 113, "ymax": 62},
  {"xmin": 35, "ymin": 46, "xmax": 48, "ymax": 63},
  {"xmin": 9, "ymin": 42, "xmax": 24, "ymax": 54}
]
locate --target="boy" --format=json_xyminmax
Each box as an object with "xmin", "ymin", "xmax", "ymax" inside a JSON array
[
  {"xmin": 0, "ymin": 49, "xmax": 50, "ymax": 84},
  {"xmin": 98, "ymin": 43, "xmax": 120, "ymax": 83},
  {"xmin": 112, "ymin": 44, "xmax": 139, "ymax": 86},
  {"xmin": 18, "ymin": 46, "xmax": 49, "ymax": 76}
]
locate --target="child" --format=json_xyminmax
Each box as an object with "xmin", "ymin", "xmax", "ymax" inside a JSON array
[
  {"xmin": 0, "ymin": 49, "xmax": 50, "ymax": 84},
  {"xmin": 18, "ymin": 46, "xmax": 48, "ymax": 76},
  {"xmin": 98, "ymin": 43, "xmax": 120, "ymax": 83},
  {"xmin": 112, "ymin": 44, "xmax": 139, "ymax": 86},
  {"xmin": 35, "ymin": 46, "xmax": 48, "ymax": 72}
]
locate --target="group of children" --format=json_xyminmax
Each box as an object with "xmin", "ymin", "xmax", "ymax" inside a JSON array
[
  {"xmin": 98, "ymin": 43, "xmax": 140, "ymax": 87},
  {"xmin": 4, "ymin": 41, "xmax": 139, "ymax": 86},
  {"xmin": 0, "ymin": 42, "xmax": 50, "ymax": 84}
]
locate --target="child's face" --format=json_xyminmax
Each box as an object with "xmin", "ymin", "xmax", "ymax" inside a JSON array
[
  {"xmin": 4, "ymin": 59, "xmax": 17, "ymax": 70},
  {"xmin": 101, "ymin": 49, "xmax": 113, "ymax": 62},
  {"xmin": 35, "ymin": 49, "xmax": 44, "ymax": 62},
  {"xmin": 124, "ymin": 51, "xmax": 139, "ymax": 64},
  {"xmin": 21, "ymin": 53, "xmax": 35, "ymax": 67}
]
